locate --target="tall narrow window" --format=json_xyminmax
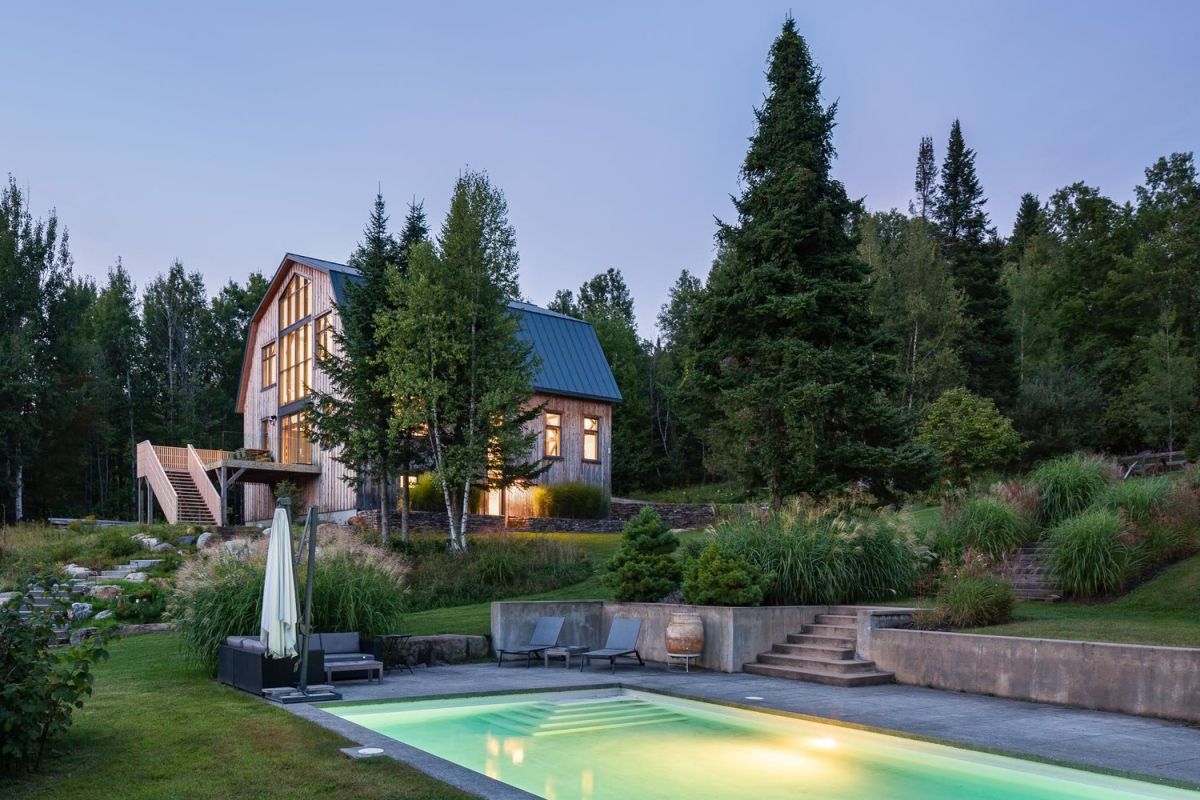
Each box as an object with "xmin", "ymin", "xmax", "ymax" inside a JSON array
[
  {"xmin": 315, "ymin": 312, "xmax": 334, "ymax": 362},
  {"xmin": 278, "ymin": 273, "xmax": 311, "ymax": 330},
  {"xmin": 279, "ymin": 324, "xmax": 312, "ymax": 405},
  {"xmin": 280, "ymin": 412, "xmax": 312, "ymax": 465},
  {"xmin": 544, "ymin": 412, "xmax": 562, "ymax": 458},
  {"xmin": 582, "ymin": 415, "xmax": 600, "ymax": 462},
  {"xmin": 261, "ymin": 342, "xmax": 276, "ymax": 388},
  {"xmin": 259, "ymin": 419, "xmax": 271, "ymax": 451}
]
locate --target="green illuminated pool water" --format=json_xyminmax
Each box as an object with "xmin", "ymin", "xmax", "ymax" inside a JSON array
[{"xmin": 328, "ymin": 689, "xmax": 1197, "ymax": 800}]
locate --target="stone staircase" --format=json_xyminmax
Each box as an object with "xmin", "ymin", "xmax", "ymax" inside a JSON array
[
  {"xmin": 165, "ymin": 469, "xmax": 217, "ymax": 525},
  {"xmin": 743, "ymin": 608, "xmax": 894, "ymax": 687},
  {"xmin": 97, "ymin": 559, "xmax": 163, "ymax": 581},
  {"xmin": 1008, "ymin": 543, "xmax": 1060, "ymax": 601}
]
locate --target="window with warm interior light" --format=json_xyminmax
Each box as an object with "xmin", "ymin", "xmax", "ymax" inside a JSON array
[
  {"xmin": 278, "ymin": 273, "xmax": 311, "ymax": 330},
  {"xmin": 279, "ymin": 412, "xmax": 312, "ymax": 465},
  {"xmin": 545, "ymin": 412, "xmax": 561, "ymax": 458},
  {"xmin": 316, "ymin": 312, "xmax": 334, "ymax": 362},
  {"xmin": 583, "ymin": 415, "xmax": 600, "ymax": 462},
  {"xmin": 279, "ymin": 324, "xmax": 312, "ymax": 405}
]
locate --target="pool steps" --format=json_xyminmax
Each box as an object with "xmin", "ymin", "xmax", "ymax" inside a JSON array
[
  {"xmin": 482, "ymin": 699, "xmax": 688, "ymax": 737},
  {"xmin": 743, "ymin": 609, "xmax": 895, "ymax": 687}
]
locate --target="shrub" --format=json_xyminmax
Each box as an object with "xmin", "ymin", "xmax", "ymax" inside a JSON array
[
  {"xmin": 1029, "ymin": 454, "xmax": 1112, "ymax": 527},
  {"xmin": 706, "ymin": 504, "xmax": 921, "ymax": 605},
  {"xmin": 408, "ymin": 473, "xmax": 445, "ymax": 512},
  {"xmin": 272, "ymin": 480, "xmax": 304, "ymax": 518},
  {"xmin": 532, "ymin": 482, "xmax": 610, "ymax": 519},
  {"xmin": 944, "ymin": 498, "xmax": 1028, "ymax": 558},
  {"xmin": 605, "ymin": 508, "xmax": 681, "ymax": 602},
  {"xmin": 173, "ymin": 538, "xmax": 407, "ymax": 671},
  {"xmin": 929, "ymin": 574, "xmax": 1015, "ymax": 628},
  {"xmin": 1095, "ymin": 477, "xmax": 1171, "ymax": 524},
  {"xmin": 0, "ymin": 576, "xmax": 108, "ymax": 774},
  {"xmin": 681, "ymin": 543, "xmax": 767, "ymax": 606},
  {"xmin": 1045, "ymin": 508, "xmax": 1130, "ymax": 597},
  {"xmin": 402, "ymin": 535, "xmax": 591, "ymax": 610},
  {"xmin": 114, "ymin": 581, "xmax": 167, "ymax": 623},
  {"xmin": 97, "ymin": 528, "xmax": 140, "ymax": 560},
  {"xmin": 916, "ymin": 387, "xmax": 1023, "ymax": 484}
]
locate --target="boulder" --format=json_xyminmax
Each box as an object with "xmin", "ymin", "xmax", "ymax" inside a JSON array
[
  {"xmin": 151, "ymin": 542, "xmax": 174, "ymax": 552},
  {"xmin": 405, "ymin": 634, "xmax": 490, "ymax": 666},
  {"xmin": 70, "ymin": 602, "xmax": 93, "ymax": 621},
  {"xmin": 90, "ymin": 584, "xmax": 123, "ymax": 601},
  {"xmin": 63, "ymin": 563, "xmax": 92, "ymax": 578},
  {"xmin": 196, "ymin": 532, "xmax": 215, "ymax": 548},
  {"xmin": 140, "ymin": 537, "xmax": 160, "ymax": 549},
  {"xmin": 124, "ymin": 572, "xmax": 148, "ymax": 583},
  {"xmin": 0, "ymin": 591, "xmax": 20, "ymax": 606},
  {"xmin": 94, "ymin": 610, "xmax": 113, "ymax": 620},
  {"xmin": 69, "ymin": 627, "xmax": 99, "ymax": 646},
  {"xmin": 176, "ymin": 535, "xmax": 198, "ymax": 547},
  {"xmin": 223, "ymin": 539, "xmax": 250, "ymax": 555}
]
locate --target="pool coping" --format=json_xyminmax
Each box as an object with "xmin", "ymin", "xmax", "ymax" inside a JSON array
[{"xmin": 283, "ymin": 681, "xmax": 1200, "ymax": 798}]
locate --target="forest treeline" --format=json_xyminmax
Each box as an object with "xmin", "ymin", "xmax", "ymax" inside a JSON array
[{"xmin": 2, "ymin": 19, "xmax": 1197, "ymax": 518}]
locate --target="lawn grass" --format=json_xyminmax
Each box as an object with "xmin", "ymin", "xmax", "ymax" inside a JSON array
[
  {"xmin": 0, "ymin": 633, "xmax": 469, "ymax": 800},
  {"xmin": 969, "ymin": 553, "xmax": 1200, "ymax": 647}
]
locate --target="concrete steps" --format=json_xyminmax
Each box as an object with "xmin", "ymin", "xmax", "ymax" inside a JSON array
[
  {"xmin": 1005, "ymin": 544, "xmax": 1060, "ymax": 601},
  {"xmin": 744, "ymin": 611, "xmax": 894, "ymax": 687}
]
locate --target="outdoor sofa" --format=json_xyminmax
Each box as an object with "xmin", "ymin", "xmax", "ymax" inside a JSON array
[
  {"xmin": 307, "ymin": 632, "xmax": 385, "ymax": 682},
  {"xmin": 217, "ymin": 635, "xmax": 324, "ymax": 695}
]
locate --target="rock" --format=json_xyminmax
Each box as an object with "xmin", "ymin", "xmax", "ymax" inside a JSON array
[
  {"xmin": 94, "ymin": 610, "xmax": 113, "ymax": 620},
  {"xmin": 63, "ymin": 563, "xmax": 92, "ymax": 578},
  {"xmin": 406, "ymin": 634, "xmax": 490, "ymax": 666},
  {"xmin": 140, "ymin": 537, "xmax": 160, "ymax": 549},
  {"xmin": 89, "ymin": 585, "xmax": 123, "ymax": 601},
  {"xmin": 196, "ymin": 532, "xmax": 214, "ymax": 548},
  {"xmin": 223, "ymin": 538, "xmax": 249, "ymax": 555},
  {"xmin": 0, "ymin": 591, "xmax": 20, "ymax": 606},
  {"xmin": 70, "ymin": 602, "xmax": 93, "ymax": 621},
  {"xmin": 124, "ymin": 572, "xmax": 148, "ymax": 583},
  {"xmin": 176, "ymin": 535, "xmax": 197, "ymax": 547},
  {"xmin": 151, "ymin": 542, "xmax": 174, "ymax": 552},
  {"xmin": 69, "ymin": 627, "xmax": 99, "ymax": 646}
]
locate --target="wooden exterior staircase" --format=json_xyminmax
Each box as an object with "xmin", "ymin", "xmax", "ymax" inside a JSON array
[
  {"xmin": 743, "ymin": 608, "xmax": 895, "ymax": 687},
  {"xmin": 136, "ymin": 441, "xmax": 222, "ymax": 525}
]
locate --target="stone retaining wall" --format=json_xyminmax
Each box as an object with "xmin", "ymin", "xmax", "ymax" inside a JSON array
[
  {"xmin": 504, "ymin": 516, "xmax": 624, "ymax": 533},
  {"xmin": 492, "ymin": 600, "xmax": 823, "ymax": 672},
  {"xmin": 610, "ymin": 500, "xmax": 721, "ymax": 529},
  {"xmin": 857, "ymin": 611, "xmax": 1200, "ymax": 723}
]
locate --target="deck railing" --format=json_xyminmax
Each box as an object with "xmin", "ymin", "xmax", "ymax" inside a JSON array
[
  {"xmin": 187, "ymin": 444, "xmax": 224, "ymax": 524},
  {"xmin": 137, "ymin": 440, "xmax": 179, "ymax": 523},
  {"xmin": 152, "ymin": 444, "xmax": 230, "ymax": 470}
]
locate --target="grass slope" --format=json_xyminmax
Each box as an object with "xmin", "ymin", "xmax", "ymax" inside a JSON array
[
  {"xmin": 1, "ymin": 634, "xmax": 469, "ymax": 800},
  {"xmin": 970, "ymin": 553, "xmax": 1200, "ymax": 647}
]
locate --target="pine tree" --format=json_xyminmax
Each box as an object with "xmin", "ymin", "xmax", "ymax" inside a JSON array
[
  {"xmin": 1009, "ymin": 193, "xmax": 1045, "ymax": 258},
  {"xmin": 934, "ymin": 119, "xmax": 1016, "ymax": 408},
  {"xmin": 693, "ymin": 19, "xmax": 926, "ymax": 504},
  {"xmin": 910, "ymin": 136, "xmax": 938, "ymax": 219}
]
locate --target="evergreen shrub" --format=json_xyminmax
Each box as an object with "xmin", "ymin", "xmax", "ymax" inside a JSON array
[{"xmin": 605, "ymin": 508, "xmax": 681, "ymax": 602}]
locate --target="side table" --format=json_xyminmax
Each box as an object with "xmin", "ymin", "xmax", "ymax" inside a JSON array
[
  {"xmin": 543, "ymin": 645, "xmax": 589, "ymax": 669},
  {"xmin": 666, "ymin": 652, "xmax": 700, "ymax": 673}
]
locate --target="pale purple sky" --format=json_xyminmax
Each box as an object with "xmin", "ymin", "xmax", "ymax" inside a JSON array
[{"xmin": 3, "ymin": 2, "xmax": 1197, "ymax": 336}]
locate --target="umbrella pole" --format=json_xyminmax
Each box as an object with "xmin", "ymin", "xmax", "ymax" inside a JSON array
[{"xmin": 298, "ymin": 504, "xmax": 318, "ymax": 694}]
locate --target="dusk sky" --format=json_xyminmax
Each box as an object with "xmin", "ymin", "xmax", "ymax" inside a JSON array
[{"xmin": 3, "ymin": 2, "xmax": 1198, "ymax": 336}]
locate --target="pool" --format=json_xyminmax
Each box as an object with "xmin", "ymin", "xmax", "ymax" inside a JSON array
[{"xmin": 328, "ymin": 689, "xmax": 1198, "ymax": 799}]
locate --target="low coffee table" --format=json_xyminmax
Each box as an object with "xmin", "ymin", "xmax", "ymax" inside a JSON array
[
  {"xmin": 666, "ymin": 652, "xmax": 700, "ymax": 673},
  {"xmin": 543, "ymin": 646, "xmax": 588, "ymax": 669},
  {"xmin": 325, "ymin": 659, "xmax": 384, "ymax": 684}
]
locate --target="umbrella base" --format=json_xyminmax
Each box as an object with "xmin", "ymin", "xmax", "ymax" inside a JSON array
[{"xmin": 264, "ymin": 685, "xmax": 343, "ymax": 704}]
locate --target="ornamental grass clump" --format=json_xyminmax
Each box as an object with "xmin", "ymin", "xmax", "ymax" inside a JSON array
[
  {"xmin": 1045, "ymin": 508, "xmax": 1130, "ymax": 598},
  {"xmin": 944, "ymin": 497, "xmax": 1028, "ymax": 558},
  {"xmin": 706, "ymin": 503, "xmax": 922, "ymax": 606},
  {"xmin": 1029, "ymin": 454, "xmax": 1112, "ymax": 527},
  {"xmin": 1095, "ymin": 476, "xmax": 1172, "ymax": 524}
]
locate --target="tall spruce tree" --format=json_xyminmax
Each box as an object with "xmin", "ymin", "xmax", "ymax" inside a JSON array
[
  {"xmin": 693, "ymin": 19, "xmax": 927, "ymax": 504},
  {"xmin": 934, "ymin": 119, "xmax": 1016, "ymax": 408},
  {"xmin": 910, "ymin": 136, "xmax": 938, "ymax": 219},
  {"xmin": 1009, "ymin": 193, "xmax": 1045, "ymax": 258}
]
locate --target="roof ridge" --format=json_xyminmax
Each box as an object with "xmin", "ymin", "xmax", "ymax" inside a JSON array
[{"xmin": 507, "ymin": 299, "xmax": 589, "ymax": 323}]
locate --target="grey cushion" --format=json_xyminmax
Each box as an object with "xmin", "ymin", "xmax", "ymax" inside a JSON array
[
  {"xmin": 225, "ymin": 635, "xmax": 267, "ymax": 654},
  {"xmin": 320, "ymin": 632, "xmax": 360, "ymax": 655},
  {"xmin": 324, "ymin": 652, "xmax": 372, "ymax": 663}
]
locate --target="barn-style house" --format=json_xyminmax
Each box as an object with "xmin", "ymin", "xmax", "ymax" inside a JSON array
[{"xmin": 135, "ymin": 253, "xmax": 621, "ymax": 525}]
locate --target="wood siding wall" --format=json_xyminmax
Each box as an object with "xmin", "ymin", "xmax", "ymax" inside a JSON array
[{"xmin": 241, "ymin": 261, "xmax": 355, "ymax": 520}]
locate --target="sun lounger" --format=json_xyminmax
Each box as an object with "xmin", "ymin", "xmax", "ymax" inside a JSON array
[
  {"xmin": 495, "ymin": 616, "xmax": 564, "ymax": 667},
  {"xmin": 580, "ymin": 617, "xmax": 644, "ymax": 673}
]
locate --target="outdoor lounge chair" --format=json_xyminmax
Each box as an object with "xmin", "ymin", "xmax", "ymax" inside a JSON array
[
  {"xmin": 495, "ymin": 616, "xmax": 564, "ymax": 667},
  {"xmin": 580, "ymin": 617, "xmax": 644, "ymax": 673}
]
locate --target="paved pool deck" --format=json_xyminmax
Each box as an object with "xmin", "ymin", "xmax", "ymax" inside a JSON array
[{"xmin": 283, "ymin": 662, "xmax": 1200, "ymax": 798}]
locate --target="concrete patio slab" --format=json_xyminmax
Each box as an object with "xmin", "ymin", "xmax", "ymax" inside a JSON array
[{"xmin": 280, "ymin": 662, "xmax": 1200, "ymax": 794}]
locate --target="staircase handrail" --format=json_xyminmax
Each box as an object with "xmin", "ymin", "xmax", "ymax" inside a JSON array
[
  {"xmin": 187, "ymin": 444, "xmax": 223, "ymax": 525},
  {"xmin": 137, "ymin": 440, "xmax": 179, "ymax": 523}
]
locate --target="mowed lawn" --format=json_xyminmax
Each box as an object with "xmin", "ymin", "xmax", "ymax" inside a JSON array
[
  {"xmin": 1, "ymin": 634, "xmax": 470, "ymax": 800},
  {"xmin": 970, "ymin": 553, "xmax": 1200, "ymax": 648}
]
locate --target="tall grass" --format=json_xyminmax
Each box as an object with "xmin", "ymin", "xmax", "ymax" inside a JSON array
[
  {"xmin": 1046, "ymin": 508, "xmax": 1130, "ymax": 597},
  {"xmin": 1095, "ymin": 476, "xmax": 1171, "ymax": 524},
  {"xmin": 531, "ymin": 482, "xmax": 610, "ymax": 519},
  {"xmin": 705, "ymin": 505, "xmax": 921, "ymax": 605},
  {"xmin": 944, "ymin": 497, "xmax": 1028, "ymax": 558},
  {"xmin": 1029, "ymin": 454, "xmax": 1112, "ymax": 527}
]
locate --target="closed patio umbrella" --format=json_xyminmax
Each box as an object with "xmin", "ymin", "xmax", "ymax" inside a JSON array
[{"xmin": 260, "ymin": 506, "xmax": 299, "ymax": 658}]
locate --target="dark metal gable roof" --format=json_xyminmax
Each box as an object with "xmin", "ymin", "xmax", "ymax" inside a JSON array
[{"xmin": 509, "ymin": 301, "xmax": 622, "ymax": 403}]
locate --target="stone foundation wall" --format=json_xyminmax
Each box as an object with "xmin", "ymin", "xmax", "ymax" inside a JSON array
[
  {"xmin": 353, "ymin": 510, "xmax": 507, "ymax": 533},
  {"xmin": 505, "ymin": 516, "xmax": 624, "ymax": 533}
]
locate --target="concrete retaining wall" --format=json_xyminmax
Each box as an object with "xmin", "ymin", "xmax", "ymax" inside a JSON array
[
  {"xmin": 860, "ymin": 621, "xmax": 1200, "ymax": 723},
  {"xmin": 491, "ymin": 600, "xmax": 823, "ymax": 672}
]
